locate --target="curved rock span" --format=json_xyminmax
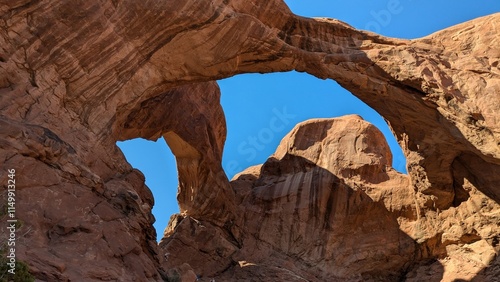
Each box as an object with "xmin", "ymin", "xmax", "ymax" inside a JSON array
[{"xmin": 0, "ymin": 0, "xmax": 499, "ymax": 281}]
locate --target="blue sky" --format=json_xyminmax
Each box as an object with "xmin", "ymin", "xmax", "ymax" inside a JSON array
[{"xmin": 117, "ymin": 1, "xmax": 500, "ymax": 239}]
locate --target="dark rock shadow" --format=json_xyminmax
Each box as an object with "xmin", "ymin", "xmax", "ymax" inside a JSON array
[
  {"xmin": 230, "ymin": 155, "xmax": 446, "ymax": 281},
  {"xmin": 351, "ymin": 59, "xmax": 500, "ymax": 208},
  {"xmin": 276, "ymin": 14, "xmax": 500, "ymax": 208},
  {"xmin": 470, "ymin": 254, "xmax": 500, "ymax": 282},
  {"xmin": 452, "ymin": 152, "xmax": 500, "ymax": 204}
]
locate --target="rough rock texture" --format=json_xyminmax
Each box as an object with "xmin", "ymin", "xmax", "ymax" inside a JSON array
[
  {"xmin": 0, "ymin": 0, "xmax": 499, "ymax": 281},
  {"xmin": 162, "ymin": 116, "xmax": 499, "ymax": 281},
  {"xmin": 116, "ymin": 82, "xmax": 237, "ymax": 226},
  {"xmin": 229, "ymin": 116, "xmax": 417, "ymax": 281}
]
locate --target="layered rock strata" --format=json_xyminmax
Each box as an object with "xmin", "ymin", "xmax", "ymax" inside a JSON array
[
  {"xmin": 0, "ymin": 0, "xmax": 499, "ymax": 281},
  {"xmin": 161, "ymin": 116, "xmax": 499, "ymax": 281}
]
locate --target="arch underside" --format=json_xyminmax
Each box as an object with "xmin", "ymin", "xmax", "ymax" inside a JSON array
[{"xmin": 0, "ymin": 1, "xmax": 499, "ymax": 281}]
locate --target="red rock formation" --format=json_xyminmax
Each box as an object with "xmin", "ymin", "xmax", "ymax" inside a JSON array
[
  {"xmin": 229, "ymin": 116, "xmax": 416, "ymax": 281},
  {"xmin": 0, "ymin": 0, "xmax": 499, "ymax": 281},
  {"xmin": 116, "ymin": 82, "xmax": 236, "ymax": 226},
  {"xmin": 162, "ymin": 115, "xmax": 499, "ymax": 281}
]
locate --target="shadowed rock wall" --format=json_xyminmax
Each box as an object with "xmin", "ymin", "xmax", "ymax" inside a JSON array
[{"xmin": 0, "ymin": 0, "xmax": 498, "ymax": 281}]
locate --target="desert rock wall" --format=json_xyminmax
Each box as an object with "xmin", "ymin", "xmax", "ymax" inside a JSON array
[{"xmin": 0, "ymin": 1, "xmax": 499, "ymax": 281}]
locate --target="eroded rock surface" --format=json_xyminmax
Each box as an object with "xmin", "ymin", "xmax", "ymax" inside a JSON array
[
  {"xmin": 0, "ymin": 0, "xmax": 499, "ymax": 281},
  {"xmin": 162, "ymin": 116, "xmax": 499, "ymax": 281},
  {"xmin": 230, "ymin": 116, "xmax": 416, "ymax": 281}
]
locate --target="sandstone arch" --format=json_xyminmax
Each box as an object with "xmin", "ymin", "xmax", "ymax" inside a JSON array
[{"xmin": 0, "ymin": 0, "xmax": 499, "ymax": 280}]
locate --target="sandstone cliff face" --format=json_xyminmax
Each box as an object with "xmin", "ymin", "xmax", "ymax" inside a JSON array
[
  {"xmin": 0, "ymin": 0, "xmax": 499, "ymax": 281},
  {"xmin": 230, "ymin": 116, "xmax": 416, "ymax": 281},
  {"xmin": 161, "ymin": 116, "xmax": 499, "ymax": 281}
]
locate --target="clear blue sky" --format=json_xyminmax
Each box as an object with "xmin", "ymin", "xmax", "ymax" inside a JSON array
[{"xmin": 117, "ymin": 1, "xmax": 500, "ymax": 239}]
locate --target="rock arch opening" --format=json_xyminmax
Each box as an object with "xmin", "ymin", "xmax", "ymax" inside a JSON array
[
  {"xmin": 116, "ymin": 70, "xmax": 408, "ymax": 239},
  {"xmin": 219, "ymin": 71, "xmax": 407, "ymax": 180},
  {"xmin": 117, "ymin": 138, "xmax": 179, "ymax": 240},
  {"xmin": 2, "ymin": 0, "xmax": 499, "ymax": 280}
]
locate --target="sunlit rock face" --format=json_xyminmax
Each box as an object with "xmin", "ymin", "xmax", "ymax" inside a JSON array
[
  {"xmin": 0, "ymin": 0, "xmax": 499, "ymax": 281},
  {"xmin": 227, "ymin": 116, "xmax": 416, "ymax": 281}
]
